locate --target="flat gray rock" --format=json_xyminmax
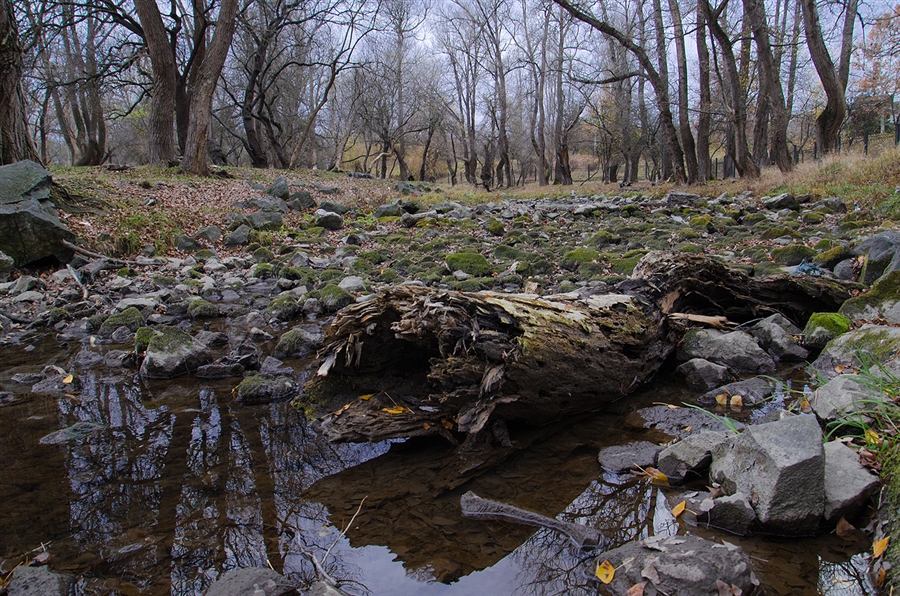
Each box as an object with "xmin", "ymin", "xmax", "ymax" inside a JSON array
[
  {"xmin": 657, "ymin": 431, "xmax": 730, "ymax": 481},
  {"xmin": 823, "ymin": 440, "xmax": 879, "ymax": 523},
  {"xmin": 204, "ymin": 567, "xmax": 299, "ymax": 596},
  {"xmin": 698, "ymin": 377, "xmax": 775, "ymax": 407},
  {"xmin": 6, "ymin": 565, "xmax": 74, "ymax": 596},
  {"xmin": 677, "ymin": 329, "xmax": 775, "ymax": 375},
  {"xmin": 810, "ymin": 374, "xmax": 886, "ymax": 423},
  {"xmin": 598, "ymin": 441, "xmax": 663, "ymax": 473},
  {"xmin": 812, "ymin": 325, "xmax": 900, "ymax": 381},
  {"xmin": 710, "ymin": 414, "xmax": 824, "ymax": 535},
  {"xmin": 675, "ymin": 358, "xmax": 732, "ymax": 391}
]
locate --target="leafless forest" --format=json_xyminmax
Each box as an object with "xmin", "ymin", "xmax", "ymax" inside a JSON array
[{"xmin": 1, "ymin": 0, "xmax": 898, "ymax": 184}]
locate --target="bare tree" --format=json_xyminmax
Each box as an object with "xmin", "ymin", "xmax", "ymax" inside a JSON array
[
  {"xmin": 799, "ymin": 0, "xmax": 847, "ymax": 154},
  {"xmin": 1, "ymin": 0, "xmax": 40, "ymax": 164}
]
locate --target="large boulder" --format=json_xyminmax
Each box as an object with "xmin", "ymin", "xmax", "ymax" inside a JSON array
[
  {"xmin": 823, "ymin": 440, "xmax": 880, "ymax": 524},
  {"xmin": 139, "ymin": 326, "xmax": 213, "ymax": 379},
  {"xmin": 247, "ymin": 210, "xmax": 283, "ymax": 231},
  {"xmin": 749, "ymin": 314, "xmax": 808, "ymax": 361},
  {"xmin": 810, "ymin": 374, "xmax": 887, "ymax": 424},
  {"xmin": 592, "ymin": 534, "xmax": 756, "ymax": 596},
  {"xmin": 0, "ymin": 160, "xmax": 76, "ymax": 266},
  {"xmin": 675, "ymin": 358, "xmax": 731, "ymax": 391},
  {"xmin": 838, "ymin": 270, "xmax": 900, "ymax": 323},
  {"xmin": 676, "ymin": 329, "xmax": 776, "ymax": 375},
  {"xmin": 812, "ymin": 324, "xmax": 900, "ymax": 381},
  {"xmin": 710, "ymin": 414, "xmax": 824, "ymax": 535},
  {"xmin": 657, "ymin": 431, "xmax": 730, "ymax": 481},
  {"xmin": 204, "ymin": 567, "xmax": 299, "ymax": 596},
  {"xmin": 855, "ymin": 231, "xmax": 900, "ymax": 285},
  {"xmin": 5, "ymin": 565, "xmax": 74, "ymax": 596}
]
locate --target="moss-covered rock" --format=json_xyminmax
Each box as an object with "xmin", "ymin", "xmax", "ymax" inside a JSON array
[
  {"xmin": 689, "ymin": 214, "xmax": 714, "ymax": 231},
  {"xmin": 235, "ymin": 374, "xmax": 296, "ymax": 404},
  {"xmin": 266, "ymin": 293, "xmax": 302, "ymax": 320},
  {"xmin": 135, "ymin": 326, "xmax": 155, "ymax": 354},
  {"xmin": 587, "ymin": 230, "xmax": 620, "ymax": 247},
  {"xmin": 813, "ymin": 325, "xmax": 900, "ymax": 379},
  {"xmin": 445, "ymin": 251, "xmax": 492, "ymax": 276},
  {"xmin": 306, "ymin": 283, "xmax": 354, "ymax": 312},
  {"xmin": 274, "ymin": 328, "xmax": 324, "ymax": 357},
  {"xmin": 813, "ymin": 245, "xmax": 855, "ymax": 269},
  {"xmin": 251, "ymin": 263, "xmax": 274, "ymax": 278},
  {"xmin": 493, "ymin": 244, "xmax": 529, "ymax": 261},
  {"xmin": 802, "ymin": 312, "xmax": 851, "ymax": 351},
  {"xmin": 484, "ymin": 218, "xmax": 505, "ymax": 236},
  {"xmin": 140, "ymin": 326, "xmax": 212, "ymax": 379},
  {"xmin": 839, "ymin": 270, "xmax": 900, "ymax": 323},
  {"xmin": 801, "ymin": 212, "xmax": 825, "ymax": 224},
  {"xmin": 561, "ymin": 247, "xmax": 600, "ymax": 271},
  {"xmin": 98, "ymin": 307, "xmax": 145, "ymax": 337},
  {"xmin": 771, "ymin": 244, "xmax": 817, "ymax": 266},
  {"xmin": 187, "ymin": 299, "xmax": 219, "ymax": 319},
  {"xmin": 252, "ymin": 247, "xmax": 274, "ymax": 263},
  {"xmin": 450, "ymin": 277, "xmax": 495, "ymax": 291}
]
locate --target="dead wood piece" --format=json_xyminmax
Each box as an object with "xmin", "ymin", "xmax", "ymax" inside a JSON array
[
  {"xmin": 303, "ymin": 251, "xmax": 857, "ymax": 446},
  {"xmin": 62, "ymin": 240, "xmax": 139, "ymax": 267},
  {"xmin": 460, "ymin": 491, "xmax": 602, "ymax": 550}
]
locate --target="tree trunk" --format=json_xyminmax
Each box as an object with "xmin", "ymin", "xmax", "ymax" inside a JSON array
[
  {"xmin": 134, "ymin": 0, "xmax": 177, "ymax": 164},
  {"xmin": 744, "ymin": 0, "xmax": 793, "ymax": 172},
  {"xmin": 181, "ymin": 0, "xmax": 239, "ymax": 176},
  {"xmin": 652, "ymin": 0, "xmax": 674, "ymax": 181},
  {"xmin": 800, "ymin": 0, "xmax": 847, "ymax": 155},
  {"xmin": 303, "ymin": 251, "xmax": 855, "ymax": 445},
  {"xmin": 0, "ymin": 0, "xmax": 39, "ymax": 165},
  {"xmin": 696, "ymin": 1, "xmax": 712, "ymax": 181},
  {"xmin": 669, "ymin": 0, "xmax": 699, "ymax": 183}
]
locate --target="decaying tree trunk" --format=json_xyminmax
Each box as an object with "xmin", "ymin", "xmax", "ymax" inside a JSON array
[{"xmin": 303, "ymin": 252, "xmax": 855, "ymax": 445}]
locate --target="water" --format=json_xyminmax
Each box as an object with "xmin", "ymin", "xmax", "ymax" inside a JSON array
[{"xmin": 0, "ymin": 334, "xmax": 876, "ymax": 595}]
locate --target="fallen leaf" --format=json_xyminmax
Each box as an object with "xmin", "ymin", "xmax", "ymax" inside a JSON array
[
  {"xmin": 875, "ymin": 568, "xmax": 886, "ymax": 587},
  {"xmin": 835, "ymin": 517, "xmax": 857, "ymax": 539},
  {"xmin": 595, "ymin": 560, "xmax": 615, "ymax": 584},
  {"xmin": 382, "ymin": 406, "xmax": 405, "ymax": 415},
  {"xmin": 873, "ymin": 536, "xmax": 890, "ymax": 558},
  {"xmin": 441, "ymin": 419, "xmax": 453, "ymax": 429},
  {"xmin": 333, "ymin": 403, "xmax": 351, "ymax": 416},
  {"xmin": 729, "ymin": 395, "xmax": 743, "ymax": 408},
  {"xmin": 423, "ymin": 422, "xmax": 431, "ymax": 430},
  {"xmin": 671, "ymin": 500, "xmax": 687, "ymax": 517},
  {"xmin": 865, "ymin": 429, "xmax": 882, "ymax": 447},
  {"xmin": 62, "ymin": 374, "xmax": 74, "ymax": 384},
  {"xmin": 652, "ymin": 402, "xmax": 680, "ymax": 409},
  {"xmin": 835, "ymin": 364, "xmax": 846, "ymax": 374},
  {"xmin": 626, "ymin": 582, "xmax": 646, "ymax": 596},
  {"xmin": 716, "ymin": 579, "xmax": 742, "ymax": 596},
  {"xmin": 89, "ymin": 336, "xmax": 97, "ymax": 347},
  {"xmin": 683, "ymin": 425, "xmax": 692, "ymax": 432},
  {"xmin": 359, "ymin": 393, "xmax": 374, "ymax": 401},
  {"xmin": 641, "ymin": 562, "xmax": 660, "ymax": 584},
  {"xmin": 715, "ymin": 393, "xmax": 728, "ymax": 406}
]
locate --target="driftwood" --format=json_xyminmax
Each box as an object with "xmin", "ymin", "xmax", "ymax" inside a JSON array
[
  {"xmin": 460, "ymin": 491, "xmax": 602, "ymax": 550},
  {"xmin": 304, "ymin": 251, "xmax": 856, "ymax": 445}
]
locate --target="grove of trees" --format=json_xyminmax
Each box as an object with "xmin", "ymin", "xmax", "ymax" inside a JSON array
[{"xmin": 2, "ymin": 0, "xmax": 898, "ymax": 184}]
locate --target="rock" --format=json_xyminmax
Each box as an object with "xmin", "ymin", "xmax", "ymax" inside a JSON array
[
  {"xmin": 699, "ymin": 377, "xmax": 775, "ymax": 407},
  {"xmin": 250, "ymin": 195, "xmax": 289, "ymax": 212},
  {"xmin": 764, "ymin": 193, "xmax": 800, "ymax": 211},
  {"xmin": 225, "ymin": 212, "xmax": 249, "ymax": 230},
  {"xmin": 802, "ymin": 312, "xmax": 851, "ymax": 352},
  {"xmin": 224, "ymin": 224, "xmax": 252, "ymax": 246},
  {"xmin": 0, "ymin": 161, "xmax": 76, "ymax": 266},
  {"xmin": 195, "ymin": 330, "xmax": 229, "ymax": 348},
  {"xmin": 338, "ymin": 276, "xmax": 366, "ymax": 293},
  {"xmin": 810, "ymin": 374, "xmax": 886, "ymax": 424},
  {"xmin": 675, "ymin": 358, "xmax": 732, "ymax": 391},
  {"xmin": 175, "ymin": 234, "xmax": 203, "ymax": 252},
  {"xmin": 315, "ymin": 185, "xmax": 340, "ymax": 195},
  {"xmin": 374, "ymin": 203, "xmax": 403, "ymax": 218},
  {"xmin": 195, "ymin": 225, "xmax": 222, "ymax": 243},
  {"xmin": 814, "ymin": 197, "xmax": 847, "ymax": 213},
  {"xmin": 839, "ymin": 270, "xmax": 900, "ymax": 323},
  {"xmin": 98, "ymin": 307, "xmax": 145, "ymax": 337},
  {"xmin": 315, "ymin": 209, "xmax": 343, "ymax": 230},
  {"xmin": 139, "ymin": 326, "xmax": 213, "ymax": 379},
  {"xmin": 247, "ymin": 211, "xmax": 283, "ymax": 231},
  {"xmin": 395, "ymin": 180, "xmax": 418, "ymax": 195},
  {"xmin": 813, "ymin": 324, "xmax": 900, "ymax": 380},
  {"xmin": 319, "ymin": 200, "xmax": 348, "ymax": 214},
  {"xmin": 5, "ymin": 565, "xmax": 75, "ymax": 596},
  {"xmin": 274, "ymin": 328, "xmax": 324, "ymax": 357},
  {"xmin": 677, "ymin": 329, "xmax": 776, "ymax": 375},
  {"xmin": 235, "ymin": 374, "xmax": 296, "ymax": 404},
  {"xmin": 265, "ymin": 176, "xmax": 290, "ymax": 200},
  {"xmin": 39, "ymin": 420, "xmax": 106, "ymax": 445},
  {"xmin": 833, "ymin": 258, "xmax": 857, "ymax": 281},
  {"xmin": 594, "ymin": 534, "xmax": 755, "ymax": 596},
  {"xmin": 710, "ymin": 414, "xmax": 824, "ymax": 535},
  {"xmin": 0, "ymin": 250, "xmax": 13, "ymax": 281},
  {"xmin": 308, "ymin": 582, "xmax": 345, "ymax": 596},
  {"xmin": 597, "ymin": 441, "xmax": 663, "ymax": 473},
  {"xmin": 698, "ymin": 493, "xmax": 758, "ymax": 536},
  {"xmin": 627, "ymin": 405, "xmax": 745, "ymax": 439},
  {"xmin": 823, "ymin": 440, "xmax": 879, "ymax": 524},
  {"xmin": 664, "ymin": 191, "xmax": 702, "ymax": 207},
  {"xmin": 288, "ymin": 191, "xmax": 316, "ymax": 210},
  {"xmin": 196, "ymin": 362, "xmax": 245, "ymax": 379},
  {"xmin": 749, "ymin": 314, "xmax": 808, "ymax": 361},
  {"xmin": 856, "ymin": 231, "xmax": 900, "ymax": 284},
  {"xmin": 204, "ymin": 567, "xmax": 299, "ymax": 596},
  {"xmin": 657, "ymin": 431, "xmax": 729, "ymax": 481}
]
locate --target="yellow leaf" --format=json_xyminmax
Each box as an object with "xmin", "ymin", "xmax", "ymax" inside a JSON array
[
  {"xmin": 873, "ymin": 536, "xmax": 890, "ymax": 558},
  {"xmin": 730, "ymin": 395, "xmax": 743, "ymax": 407},
  {"xmin": 875, "ymin": 569, "xmax": 886, "ymax": 587},
  {"xmin": 382, "ymin": 406, "xmax": 405, "ymax": 415},
  {"xmin": 423, "ymin": 423, "xmax": 431, "ymax": 430},
  {"xmin": 866, "ymin": 429, "xmax": 882, "ymax": 446},
  {"xmin": 89, "ymin": 336, "xmax": 97, "ymax": 347},
  {"xmin": 595, "ymin": 560, "xmax": 615, "ymax": 584},
  {"xmin": 683, "ymin": 425, "xmax": 692, "ymax": 433},
  {"xmin": 62, "ymin": 374, "xmax": 74, "ymax": 384},
  {"xmin": 441, "ymin": 419, "xmax": 453, "ymax": 429},
  {"xmin": 671, "ymin": 500, "xmax": 686, "ymax": 517},
  {"xmin": 645, "ymin": 467, "xmax": 669, "ymax": 486},
  {"xmin": 652, "ymin": 402, "xmax": 679, "ymax": 409},
  {"xmin": 835, "ymin": 364, "xmax": 846, "ymax": 374},
  {"xmin": 359, "ymin": 393, "xmax": 374, "ymax": 401},
  {"xmin": 715, "ymin": 393, "xmax": 728, "ymax": 406}
]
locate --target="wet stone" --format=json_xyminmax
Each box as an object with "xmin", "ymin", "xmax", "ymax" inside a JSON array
[
  {"xmin": 5, "ymin": 565, "xmax": 75, "ymax": 596},
  {"xmin": 204, "ymin": 567, "xmax": 299, "ymax": 596},
  {"xmin": 597, "ymin": 441, "xmax": 663, "ymax": 473}
]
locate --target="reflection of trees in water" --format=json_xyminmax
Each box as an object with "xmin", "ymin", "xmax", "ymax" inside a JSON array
[
  {"xmin": 511, "ymin": 474, "xmax": 671, "ymax": 596},
  {"xmin": 818, "ymin": 554, "xmax": 873, "ymax": 596}
]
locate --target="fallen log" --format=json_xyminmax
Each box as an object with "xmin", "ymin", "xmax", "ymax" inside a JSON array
[{"xmin": 301, "ymin": 251, "xmax": 856, "ymax": 445}]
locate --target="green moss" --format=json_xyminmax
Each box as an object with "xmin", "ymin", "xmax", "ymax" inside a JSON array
[
  {"xmin": 194, "ymin": 249, "xmax": 216, "ymax": 262},
  {"xmin": 252, "ymin": 263, "xmax": 274, "ymax": 278},
  {"xmin": 743, "ymin": 212, "xmax": 767, "ymax": 225},
  {"xmin": 485, "ymin": 218, "xmax": 505, "ymax": 236},
  {"xmin": 117, "ymin": 267, "xmax": 137, "ymax": 278},
  {"xmin": 235, "ymin": 374, "xmax": 268, "ymax": 401},
  {"xmin": 771, "ymin": 244, "xmax": 817, "ymax": 265},
  {"xmin": 587, "ymin": 230, "xmax": 619, "ymax": 247},
  {"xmin": 678, "ymin": 243, "xmax": 703, "ymax": 253},
  {"xmin": 803, "ymin": 312, "xmax": 851, "ymax": 338},
  {"xmin": 134, "ymin": 326, "xmax": 155, "ymax": 353},
  {"xmin": 445, "ymin": 251, "xmax": 492, "ymax": 276},
  {"xmin": 493, "ymin": 244, "xmax": 529, "ymax": 261},
  {"xmin": 187, "ymin": 299, "xmax": 219, "ymax": 319},
  {"xmin": 45, "ymin": 307, "xmax": 68, "ymax": 326},
  {"xmin": 840, "ymin": 271, "xmax": 900, "ymax": 320},
  {"xmin": 182, "ymin": 278, "xmax": 203, "ymax": 288},
  {"xmin": 153, "ymin": 275, "xmax": 177, "ymax": 287},
  {"xmin": 610, "ymin": 255, "xmax": 643, "ymax": 275},
  {"xmin": 360, "ymin": 250, "xmax": 386, "ymax": 264},
  {"xmin": 801, "ymin": 212, "xmax": 825, "ymax": 224},
  {"xmin": 252, "ymin": 247, "xmax": 274, "ymax": 263},
  {"xmin": 760, "ymin": 226, "xmax": 803, "ymax": 240},
  {"xmin": 377, "ymin": 268, "xmax": 402, "ymax": 283},
  {"xmin": 813, "ymin": 245, "xmax": 855, "ymax": 269},
  {"xmin": 383, "ymin": 234, "xmax": 409, "ymax": 245},
  {"xmin": 621, "ymin": 204, "xmax": 642, "ymax": 217},
  {"xmin": 451, "ymin": 277, "xmax": 495, "ymax": 291},
  {"xmin": 561, "ymin": 248, "xmax": 600, "ymax": 271},
  {"xmin": 278, "ymin": 265, "xmax": 314, "ymax": 282},
  {"xmin": 266, "ymin": 294, "xmax": 302, "ymax": 320},
  {"xmin": 689, "ymin": 214, "xmax": 714, "ymax": 231},
  {"xmin": 146, "ymin": 325, "xmax": 192, "ymax": 353},
  {"xmin": 754, "ymin": 261, "xmax": 786, "ymax": 276},
  {"xmin": 307, "ymin": 283, "xmax": 354, "ymax": 312},
  {"xmin": 557, "ymin": 281, "xmax": 578, "ymax": 293},
  {"xmin": 99, "ymin": 307, "xmax": 145, "ymax": 336},
  {"xmin": 275, "ymin": 329, "xmax": 311, "ymax": 356}
]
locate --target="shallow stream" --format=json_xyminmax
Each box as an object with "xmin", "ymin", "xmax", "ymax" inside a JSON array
[{"xmin": 0, "ymin": 332, "xmax": 877, "ymax": 595}]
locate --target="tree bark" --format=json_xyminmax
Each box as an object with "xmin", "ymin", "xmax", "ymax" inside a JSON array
[
  {"xmin": 800, "ymin": 0, "xmax": 847, "ymax": 155},
  {"xmin": 302, "ymin": 251, "xmax": 855, "ymax": 445},
  {"xmin": 668, "ymin": 0, "xmax": 699, "ymax": 183},
  {"xmin": 133, "ymin": 0, "xmax": 178, "ymax": 164},
  {"xmin": 0, "ymin": 0, "xmax": 40, "ymax": 165},
  {"xmin": 181, "ymin": 0, "xmax": 240, "ymax": 176},
  {"xmin": 696, "ymin": 1, "xmax": 712, "ymax": 181}
]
